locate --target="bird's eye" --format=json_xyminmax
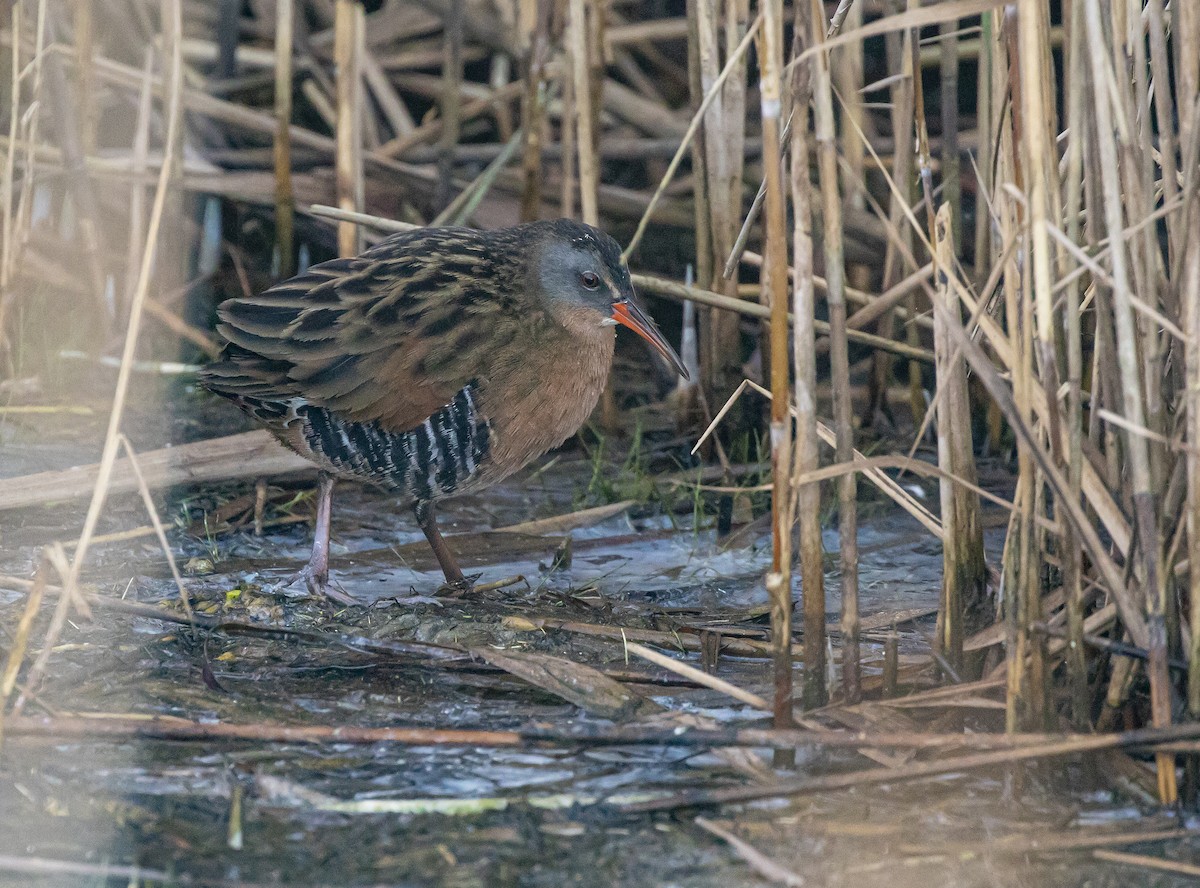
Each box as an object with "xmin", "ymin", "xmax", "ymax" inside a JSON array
[{"xmin": 580, "ymin": 271, "xmax": 601, "ymax": 290}]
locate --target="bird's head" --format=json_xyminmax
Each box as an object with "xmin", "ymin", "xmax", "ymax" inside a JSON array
[{"xmin": 530, "ymin": 219, "xmax": 689, "ymax": 380}]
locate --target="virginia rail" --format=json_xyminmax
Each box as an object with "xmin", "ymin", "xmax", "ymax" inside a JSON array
[{"xmin": 202, "ymin": 219, "xmax": 687, "ymax": 603}]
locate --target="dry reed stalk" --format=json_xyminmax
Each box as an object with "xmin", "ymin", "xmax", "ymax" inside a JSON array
[
  {"xmin": 11, "ymin": 0, "xmax": 47, "ymax": 282},
  {"xmin": 0, "ymin": 549, "xmax": 51, "ymax": 719},
  {"xmin": 72, "ymin": 0, "xmax": 93, "ymax": 151},
  {"xmin": 972, "ymin": 9, "xmax": 993, "ymax": 286},
  {"xmin": 806, "ymin": 0, "xmax": 858, "ymax": 703},
  {"xmin": 0, "ymin": 2, "xmax": 23, "ymax": 351},
  {"xmin": 694, "ymin": 0, "xmax": 745, "ymax": 411},
  {"xmin": 834, "ymin": 0, "xmax": 868, "ymax": 343},
  {"xmin": 1175, "ymin": 0, "xmax": 1200, "ymax": 798},
  {"xmin": 518, "ymin": 0, "xmax": 551, "ymax": 221},
  {"xmin": 1082, "ymin": 0, "xmax": 1173, "ymax": 804},
  {"xmin": 868, "ymin": 0, "xmax": 919, "ymax": 430},
  {"xmin": 273, "ymin": 0, "xmax": 295, "ymax": 278},
  {"xmin": 938, "ymin": 14, "xmax": 960, "ymax": 251},
  {"xmin": 1059, "ymin": 0, "xmax": 1088, "ymax": 730},
  {"xmin": 759, "ymin": 0, "xmax": 794, "ymax": 756},
  {"xmin": 1182, "ymin": 0, "xmax": 1200, "ymax": 758},
  {"xmin": 842, "ymin": 38, "xmax": 1155, "ymax": 692},
  {"xmin": 117, "ymin": 435, "xmax": 190, "ymax": 615},
  {"xmin": 1016, "ymin": 0, "xmax": 1060, "ymax": 721},
  {"xmin": 930, "ymin": 203, "xmax": 984, "ymax": 673},
  {"xmin": 693, "ymin": 818, "xmax": 806, "ymax": 888},
  {"xmin": 0, "ymin": 3, "xmax": 29, "ymax": 323},
  {"xmin": 705, "ymin": 389, "xmax": 946, "ymax": 535},
  {"xmin": 833, "ymin": 1, "xmax": 863, "ymax": 222},
  {"xmin": 436, "ymin": 0, "xmax": 464, "ymax": 212},
  {"xmin": 789, "ymin": 0, "xmax": 824, "ymax": 714},
  {"xmin": 568, "ymin": 0, "xmax": 597, "ymax": 226},
  {"xmin": 362, "ymin": 49, "xmax": 416, "ymax": 138},
  {"xmin": 431, "ymin": 127, "xmax": 523, "ymax": 226},
  {"xmin": 559, "ymin": 30, "xmax": 576, "ymax": 217},
  {"xmin": 622, "ymin": 642, "xmax": 769, "ymax": 711},
  {"xmin": 8, "ymin": 0, "xmax": 184, "ymax": 714},
  {"xmin": 19, "ymin": 710, "xmax": 1191, "ymax": 754},
  {"xmin": 334, "ymin": 0, "xmax": 364, "ymax": 256},
  {"xmin": 123, "ymin": 50, "xmax": 153, "ymax": 304},
  {"xmin": 991, "ymin": 6, "xmax": 1043, "ymax": 733}
]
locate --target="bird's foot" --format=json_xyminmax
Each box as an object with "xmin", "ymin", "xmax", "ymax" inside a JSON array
[
  {"xmin": 273, "ymin": 564, "xmax": 358, "ymax": 607},
  {"xmin": 435, "ymin": 574, "xmax": 478, "ymax": 598}
]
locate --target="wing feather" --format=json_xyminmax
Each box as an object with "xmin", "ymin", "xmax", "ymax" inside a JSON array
[{"xmin": 202, "ymin": 228, "xmax": 521, "ymax": 433}]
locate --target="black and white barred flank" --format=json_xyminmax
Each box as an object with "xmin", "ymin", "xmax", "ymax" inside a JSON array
[{"xmin": 297, "ymin": 383, "xmax": 490, "ymax": 501}]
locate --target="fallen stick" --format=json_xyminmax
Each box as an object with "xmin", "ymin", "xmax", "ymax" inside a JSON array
[
  {"xmin": 0, "ymin": 430, "xmax": 311, "ymax": 512},
  {"xmin": 1093, "ymin": 849, "xmax": 1200, "ymax": 878},
  {"xmin": 9, "ymin": 712, "xmax": 1200, "ymax": 757}
]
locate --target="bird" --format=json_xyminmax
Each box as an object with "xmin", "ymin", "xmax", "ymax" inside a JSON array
[{"xmin": 201, "ymin": 218, "xmax": 688, "ymax": 604}]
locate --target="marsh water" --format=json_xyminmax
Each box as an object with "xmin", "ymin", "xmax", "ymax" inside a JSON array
[{"xmin": 1, "ymin": 371, "xmax": 1197, "ymax": 887}]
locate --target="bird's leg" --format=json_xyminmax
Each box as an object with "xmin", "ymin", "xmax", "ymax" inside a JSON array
[
  {"xmin": 292, "ymin": 473, "xmax": 356, "ymax": 605},
  {"xmin": 414, "ymin": 500, "xmax": 470, "ymax": 592}
]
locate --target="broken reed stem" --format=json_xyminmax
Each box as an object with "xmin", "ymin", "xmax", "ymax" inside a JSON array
[
  {"xmin": 116, "ymin": 435, "xmax": 191, "ymax": 617},
  {"xmin": 622, "ymin": 642, "xmax": 769, "ymax": 710},
  {"xmin": 808, "ymin": 0, "xmax": 858, "ymax": 704},
  {"xmin": 759, "ymin": 0, "xmax": 794, "ymax": 759},
  {"xmin": 334, "ymin": 0, "xmax": 364, "ymax": 257},
  {"xmin": 273, "ymin": 0, "xmax": 295, "ymax": 278},
  {"xmin": 0, "ymin": 550, "xmax": 51, "ymax": 709},
  {"xmin": 693, "ymin": 818, "xmax": 806, "ymax": 888}
]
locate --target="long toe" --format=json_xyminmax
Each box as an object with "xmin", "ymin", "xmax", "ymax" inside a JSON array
[{"xmin": 272, "ymin": 565, "xmax": 358, "ymax": 606}]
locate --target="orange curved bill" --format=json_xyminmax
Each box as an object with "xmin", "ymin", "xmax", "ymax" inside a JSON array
[{"xmin": 612, "ymin": 300, "xmax": 690, "ymax": 380}]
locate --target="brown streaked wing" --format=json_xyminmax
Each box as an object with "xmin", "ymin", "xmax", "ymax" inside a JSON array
[{"xmin": 211, "ymin": 231, "xmax": 514, "ymax": 434}]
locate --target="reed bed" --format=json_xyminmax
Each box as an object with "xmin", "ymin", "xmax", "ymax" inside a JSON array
[{"xmin": 1, "ymin": 0, "xmax": 1199, "ymax": 858}]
